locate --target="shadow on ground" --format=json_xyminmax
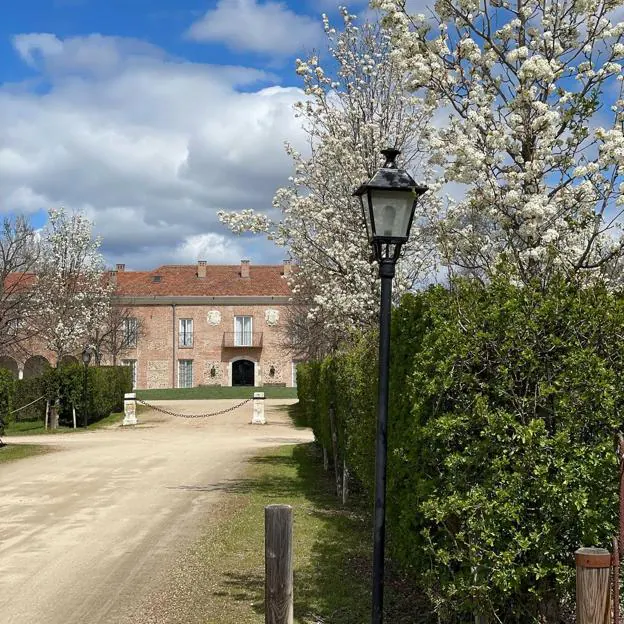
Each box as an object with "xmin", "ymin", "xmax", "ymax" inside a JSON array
[{"xmin": 206, "ymin": 402, "xmax": 433, "ymax": 624}]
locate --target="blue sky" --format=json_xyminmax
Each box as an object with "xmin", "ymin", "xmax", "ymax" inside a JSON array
[{"xmin": 0, "ymin": 0, "xmax": 367, "ymax": 268}]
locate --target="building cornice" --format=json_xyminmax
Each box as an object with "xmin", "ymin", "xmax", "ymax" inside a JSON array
[{"xmin": 114, "ymin": 295, "xmax": 291, "ymax": 306}]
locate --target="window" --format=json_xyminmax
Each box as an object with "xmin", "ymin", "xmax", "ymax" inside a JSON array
[
  {"xmin": 178, "ymin": 360, "xmax": 193, "ymax": 388},
  {"xmin": 122, "ymin": 359, "xmax": 137, "ymax": 389},
  {"xmin": 122, "ymin": 318, "xmax": 138, "ymax": 348},
  {"xmin": 179, "ymin": 318, "xmax": 193, "ymax": 347},
  {"xmin": 234, "ymin": 316, "xmax": 252, "ymax": 346}
]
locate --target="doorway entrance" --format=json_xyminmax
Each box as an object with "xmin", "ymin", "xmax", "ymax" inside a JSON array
[{"xmin": 232, "ymin": 359, "xmax": 255, "ymax": 386}]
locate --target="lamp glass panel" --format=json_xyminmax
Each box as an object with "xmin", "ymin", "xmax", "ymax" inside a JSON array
[
  {"xmin": 359, "ymin": 194, "xmax": 373, "ymax": 242},
  {"xmin": 370, "ymin": 190, "xmax": 415, "ymax": 239}
]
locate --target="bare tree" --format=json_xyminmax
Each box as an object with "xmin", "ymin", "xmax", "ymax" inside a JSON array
[
  {"xmin": 0, "ymin": 216, "xmax": 41, "ymax": 357},
  {"xmin": 90, "ymin": 303, "xmax": 144, "ymax": 366},
  {"xmin": 278, "ymin": 277, "xmax": 347, "ymax": 361}
]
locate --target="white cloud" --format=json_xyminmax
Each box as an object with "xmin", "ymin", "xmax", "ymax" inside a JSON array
[
  {"xmin": 186, "ymin": 0, "xmax": 322, "ymax": 56},
  {"xmin": 0, "ymin": 33, "xmax": 308, "ymax": 269}
]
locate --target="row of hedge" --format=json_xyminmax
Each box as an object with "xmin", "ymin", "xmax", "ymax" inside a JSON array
[
  {"xmin": 297, "ymin": 278, "xmax": 623, "ymax": 623},
  {"xmin": 0, "ymin": 364, "xmax": 132, "ymax": 429}
]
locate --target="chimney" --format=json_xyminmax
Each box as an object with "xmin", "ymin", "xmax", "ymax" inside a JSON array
[
  {"xmin": 240, "ymin": 259, "xmax": 250, "ymax": 279},
  {"xmin": 108, "ymin": 270, "xmax": 117, "ymax": 285},
  {"xmin": 198, "ymin": 260, "xmax": 207, "ymax": 279},
  {"xmin": 116, "ymin": 263, "xmax": 125, "ymax": 272},
  {"xmin": 283, "ymin": 259, "xmax": 292, "ymax": 278}
]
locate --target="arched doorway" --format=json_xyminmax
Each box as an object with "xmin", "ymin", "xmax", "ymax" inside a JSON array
[
  {"xmin": 23, "ymin": 356, "xmax": 51, "ymax": 378},
  {"xmin": 232, "ymin": 359, "xmax": 255, "ymax": 386},
  {"xmin": 0, "ymin": 356, "xmax": 19, "ymax": 379}
]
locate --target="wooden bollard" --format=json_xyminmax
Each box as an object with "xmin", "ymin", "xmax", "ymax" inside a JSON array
[
  {"xmin": 265, "ymin": 504, "xmax": 293, "ymax": 624},
  {"xmin": 575, "ymin": 547, "xmax": 611, "ymax": 624}
]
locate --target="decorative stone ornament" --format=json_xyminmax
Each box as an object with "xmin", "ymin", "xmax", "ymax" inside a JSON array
[
  {"xmin": 207, "ymin": 310, "xmax": 222, "ymax": 326},
  {"xmin": 265, "ymin": 309, "xmax": 279, "ymax": 326},
  {"xmin": 204, "ymin": 361, "xmax": 223, "ymax": 385}
]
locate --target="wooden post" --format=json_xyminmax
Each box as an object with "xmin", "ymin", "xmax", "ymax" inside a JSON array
[
  {"xmin": 72, "ymin": 405, "xmax": 77, "ymax": 429},
  {"xmin": 265, "ymin": 504, "xmax": 293, "ymax": 624},
  {"xmin": 575, "ymin": 547, "xmax": 611, "ymax": 624},
  {"xmin": 322, "ymin": 447, "xmax": 328, "ymax": 471},
  {"xmin": 328, "ymin": 404, "xmax": 341, "ymax": 498},
  {"xmin": 44, "ymin": 400, "xmax": 49, "ymax": 430}
]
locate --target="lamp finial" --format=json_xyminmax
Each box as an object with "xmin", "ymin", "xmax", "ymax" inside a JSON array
[{"xmin": 381, "ymin": 148, "xmax": 401, "ymax": 169}]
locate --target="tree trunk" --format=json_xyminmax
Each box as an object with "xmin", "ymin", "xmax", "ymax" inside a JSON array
[
  {"xmin": 49, "ymin": 401, "xmax": 59, "ymax": 430},
  {"xmin": 342, "ymin": 460, "xmax": 349, "ymax": 505},
  {"xmin": 72, "ymin": 405, "xmax": 77, "ymax": 429},
  {"xmin": 328, "ymin": 404, "xmax": 341, "ymax": 498}
]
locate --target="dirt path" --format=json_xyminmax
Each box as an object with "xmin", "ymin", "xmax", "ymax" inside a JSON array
[{"xmin": 0, "ymin": 399, "xmax": 312, "ymax": 624}]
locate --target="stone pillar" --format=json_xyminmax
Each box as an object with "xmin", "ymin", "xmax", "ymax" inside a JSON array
[
  {"xmin": 251, "ymin": 392, "xmax": 266, "ymax": 425},
  {"xmin": 122, "ymin": 392, "xmax": 138, "ymax": 426}
]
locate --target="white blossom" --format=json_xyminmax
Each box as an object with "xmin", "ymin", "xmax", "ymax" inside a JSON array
[
  {"xmin": 220, "ymin": 11, "xmax": 437, "ymax": 337},
  {"xmin": 375, "ymin": 0, "xmax": 624, "ymax": 286},
  {"xmin": 32, "ymin": 208, "xmax": 112, "ymax": 363}
]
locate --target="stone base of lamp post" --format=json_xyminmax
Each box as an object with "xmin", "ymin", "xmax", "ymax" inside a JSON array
[
  {"xmin": 251, "ymin": 392, "xmax": 266, "ymax": 424},
  {"xmin": 122, "ymin": 393, "xmax": 138, "ymax": 426}
]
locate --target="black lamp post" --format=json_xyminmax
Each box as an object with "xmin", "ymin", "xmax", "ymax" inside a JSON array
[
  {"xmin": 353, "ymin": 148, "xmax": 428, "ymax": 624},
  {"xmin": 81, "ymin": 346, "xmax": 93, "ymax": 428}
]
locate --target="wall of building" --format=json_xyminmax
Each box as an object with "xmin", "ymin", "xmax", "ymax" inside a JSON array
[{"xmin": 122, "ymin": 302, "xmax": 295, "ymax": 389}]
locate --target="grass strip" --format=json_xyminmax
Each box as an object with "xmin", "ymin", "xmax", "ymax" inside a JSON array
[
  {"xmin": 0, "ymin": 443, "xmax": 51, "ymax": 464},
  {"xmin": 134, "ymin": 440, "xmax": 425, "ymax": 623},
  {"xmin": 136, "ymin": 386, "xmax": 298, "ymax": 401},
  {"xmin": 5, "ymin": 405, "xmax": 149, "ymax": 436}
]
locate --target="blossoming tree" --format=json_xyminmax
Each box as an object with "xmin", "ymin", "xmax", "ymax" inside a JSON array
[
  {"xmin": 33, "ymin": 208, "xmax": 112, "ymax": 367},
  {"xmin": 220, "ymin": 8, "xmax": 435, "ymax": 352},
  {"xmin": 375, "ymin": 0, "xmax": 624, "ymax": 286}
]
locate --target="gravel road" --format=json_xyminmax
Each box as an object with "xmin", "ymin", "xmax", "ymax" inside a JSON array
[{"xmin": 0, "ymin": 399, "xmax": 312, "ymax": 624}]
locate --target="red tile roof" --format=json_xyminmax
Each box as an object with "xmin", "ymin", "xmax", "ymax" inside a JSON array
[{"xmin": 114, "ymin": 264, "xmax": 292, "ymax": 297}]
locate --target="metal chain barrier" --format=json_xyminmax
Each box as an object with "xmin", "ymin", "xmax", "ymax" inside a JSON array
[
  {"xmin": 7, "ymin": 395, "xmax": 46, "ymax": 415},
  {"xmin": 135, "ymin": 397, "xmax": 253, "ymax": 419}
]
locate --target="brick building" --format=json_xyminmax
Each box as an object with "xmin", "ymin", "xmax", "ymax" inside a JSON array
[{"xmin": 0, "ymin": 260, "xmax": 299, "ymax": 389}]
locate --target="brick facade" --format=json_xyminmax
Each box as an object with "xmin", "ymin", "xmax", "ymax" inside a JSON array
[
  {"xmin": 122, "ymin": 300, "xmax": 295, "ymax": 389},
  {"xmin": 5, "ymin": 261, "xmax": 300, "ymax": 389}
]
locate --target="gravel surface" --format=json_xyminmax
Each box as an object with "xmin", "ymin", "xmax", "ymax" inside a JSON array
[{"xmin": 0, "ymin": 399, "xmax": 311, "ymax": 624}]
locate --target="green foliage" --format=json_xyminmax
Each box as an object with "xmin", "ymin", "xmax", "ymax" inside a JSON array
[
  {"xmin": 0, "ymin": 368, "xmax": 14, "ymax": 432},
  {"xmin": 297, "ymin": 279, "xmax": 623, "ymax": 622},
  {"xmin": 81, "ymin": 365, "xmax": 132, "ymax": 425},
  {"xmin": 8, "ymin": 365, "xmax": 132, "ymax": 427},
  {"xmin": 13, "ymin": 376, "xmax": 46, "ymax": 421}
]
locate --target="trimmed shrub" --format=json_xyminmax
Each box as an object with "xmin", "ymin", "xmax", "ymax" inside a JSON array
[
  {"xmin": 9, "ymin": 364, "xmax": 132, "ymax": 427},
  {"xmin": 85, "ymin": 365, "xmax": 132, "ymax": 424},
  {"xmin": 13, "ymin": 376, "xmax": 47, "ymax": 421},
  {"xmin": 298, "ymin": 279, "xmax": 624, "ymax": 622},
  {"xmin": 0, "ymin": 368, "xmax": 14, "ymax": 431}
]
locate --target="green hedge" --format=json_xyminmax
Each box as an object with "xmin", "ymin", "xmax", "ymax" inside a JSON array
[
  {"xmin": 0, "ymin": 368, "xmax": 14, "ymax": 434},
  {"xmin": 1, "ymin": 364, "xmax": 132, "ymax": 427},
  {"xmin": 297, "ymin": 279, "xmax": 623, "ymax": 622}
]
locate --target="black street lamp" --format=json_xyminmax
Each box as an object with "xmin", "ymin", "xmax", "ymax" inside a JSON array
[
  {"xmin": 353, "ymin": 148, "xmax": 428, "ymax": 624},
  {"xmin": 81, "ymin": 345, "xmax": 93, "ymax": 428}
]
